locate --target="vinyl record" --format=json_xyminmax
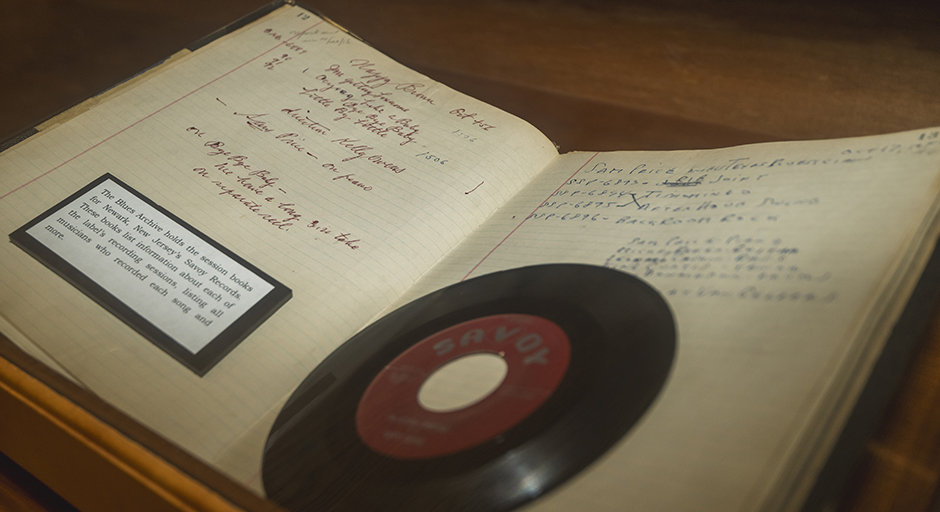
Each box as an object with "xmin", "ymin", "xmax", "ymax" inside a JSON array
[{"xmin": 262, "ymin": 264, "xmax": 676, "ymax": 512}]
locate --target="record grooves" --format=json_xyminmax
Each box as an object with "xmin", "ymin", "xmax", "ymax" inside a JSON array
[{"xmin": 263, "ymin": 264, "xmax": 676, "ymax": 512}]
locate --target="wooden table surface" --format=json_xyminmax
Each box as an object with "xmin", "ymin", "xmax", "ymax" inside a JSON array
[
  {"xmin": 0, "ymin": 451, "xmax": 79, "ymax": 512},
  {"xmin": 2, "ymin": 0, "xmax": 940, "ymax": 510}
]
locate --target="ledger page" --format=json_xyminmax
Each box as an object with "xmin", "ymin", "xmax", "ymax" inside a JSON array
[
  {"xmin": 0, "ymin": 4, "xmax": 556, "ymax": 478},
  {"xmin": 399, "ymin": 129, "xmax": 940, "ymax": 512}
]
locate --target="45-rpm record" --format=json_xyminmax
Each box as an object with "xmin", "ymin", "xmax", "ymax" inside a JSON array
[{"xmin": 263, "ymin": 264, "xmax": 676, "ymax": 512}]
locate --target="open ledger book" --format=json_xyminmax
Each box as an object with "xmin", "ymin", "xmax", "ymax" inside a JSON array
[{"xmin": 2, "ymin": 2, "xmax": 940, "ymax": 511}]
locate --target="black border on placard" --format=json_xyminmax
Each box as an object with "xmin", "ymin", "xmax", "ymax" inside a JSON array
[{"xmin": 9, "ymin": 173, "xmax": 292, "ymax": 376}]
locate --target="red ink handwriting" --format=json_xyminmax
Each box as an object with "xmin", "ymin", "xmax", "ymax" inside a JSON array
[
  {"xmin": 449, "ymin": 108, "xmax": 496, "ymax": 131},
  {"xmin": 263, "ymin": 54, "xmax": 291, "ymax": 71},
  {"xmin": 234, "ymin": 113, "xmax": 274, "ymax": 133},
  {"xmin": 332, "ymin": 173, "xmax": 372, "ymax": 191}
]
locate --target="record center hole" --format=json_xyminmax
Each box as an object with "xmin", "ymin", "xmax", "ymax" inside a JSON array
[{"xmin": 418, "ymin": 353, "xmax": 508, "ymax": 413}]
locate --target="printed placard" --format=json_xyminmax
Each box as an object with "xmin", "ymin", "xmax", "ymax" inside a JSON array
[{"xmin": 11, "ymin": 174, "xmax": 291, "ymax": 375}]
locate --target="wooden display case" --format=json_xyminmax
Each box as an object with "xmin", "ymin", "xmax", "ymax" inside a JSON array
[{"xmin": 2, "ymin": 1, "xmax": 940, "ymax": 511}]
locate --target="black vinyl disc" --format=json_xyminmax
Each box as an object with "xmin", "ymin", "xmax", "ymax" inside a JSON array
[{"xmin": 262, "ymin": 264, "xmax": 676, "ymax": 512}]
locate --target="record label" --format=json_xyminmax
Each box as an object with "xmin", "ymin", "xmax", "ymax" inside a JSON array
[
  {"xmin": 356, "ymin": 314, "xmax": 570, "ymax": 459},
  {"xmin": 263, "ymin": 264, "xmax": 676, "ymax": 512}
]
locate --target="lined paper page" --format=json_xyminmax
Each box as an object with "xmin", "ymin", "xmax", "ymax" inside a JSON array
[
  {"xmin": 0, "ymin": 5, "xmax": 555, "ymax": 478},
  {"xmin": 401, "ymin": 129, "xmax": 940, "ymax": 511}
]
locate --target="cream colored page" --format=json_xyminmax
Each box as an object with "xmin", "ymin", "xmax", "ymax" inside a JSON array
[
  {"xmin": 401, "ymin": 129, "xmax": 940, "ymax": 512},
  {"xmin": 0, "ymin": 5, "xmax": 555, "ymax": 476}
]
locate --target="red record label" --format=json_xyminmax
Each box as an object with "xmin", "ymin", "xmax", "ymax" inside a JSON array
[{"xmin": 356, "ymin": 314, "xmax": 571, "ymax": 459}]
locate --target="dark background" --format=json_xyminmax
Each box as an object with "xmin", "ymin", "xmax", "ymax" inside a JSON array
[{"xmin": 3, "ymin": 0, "xmax": 940, "ymax": 150}]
